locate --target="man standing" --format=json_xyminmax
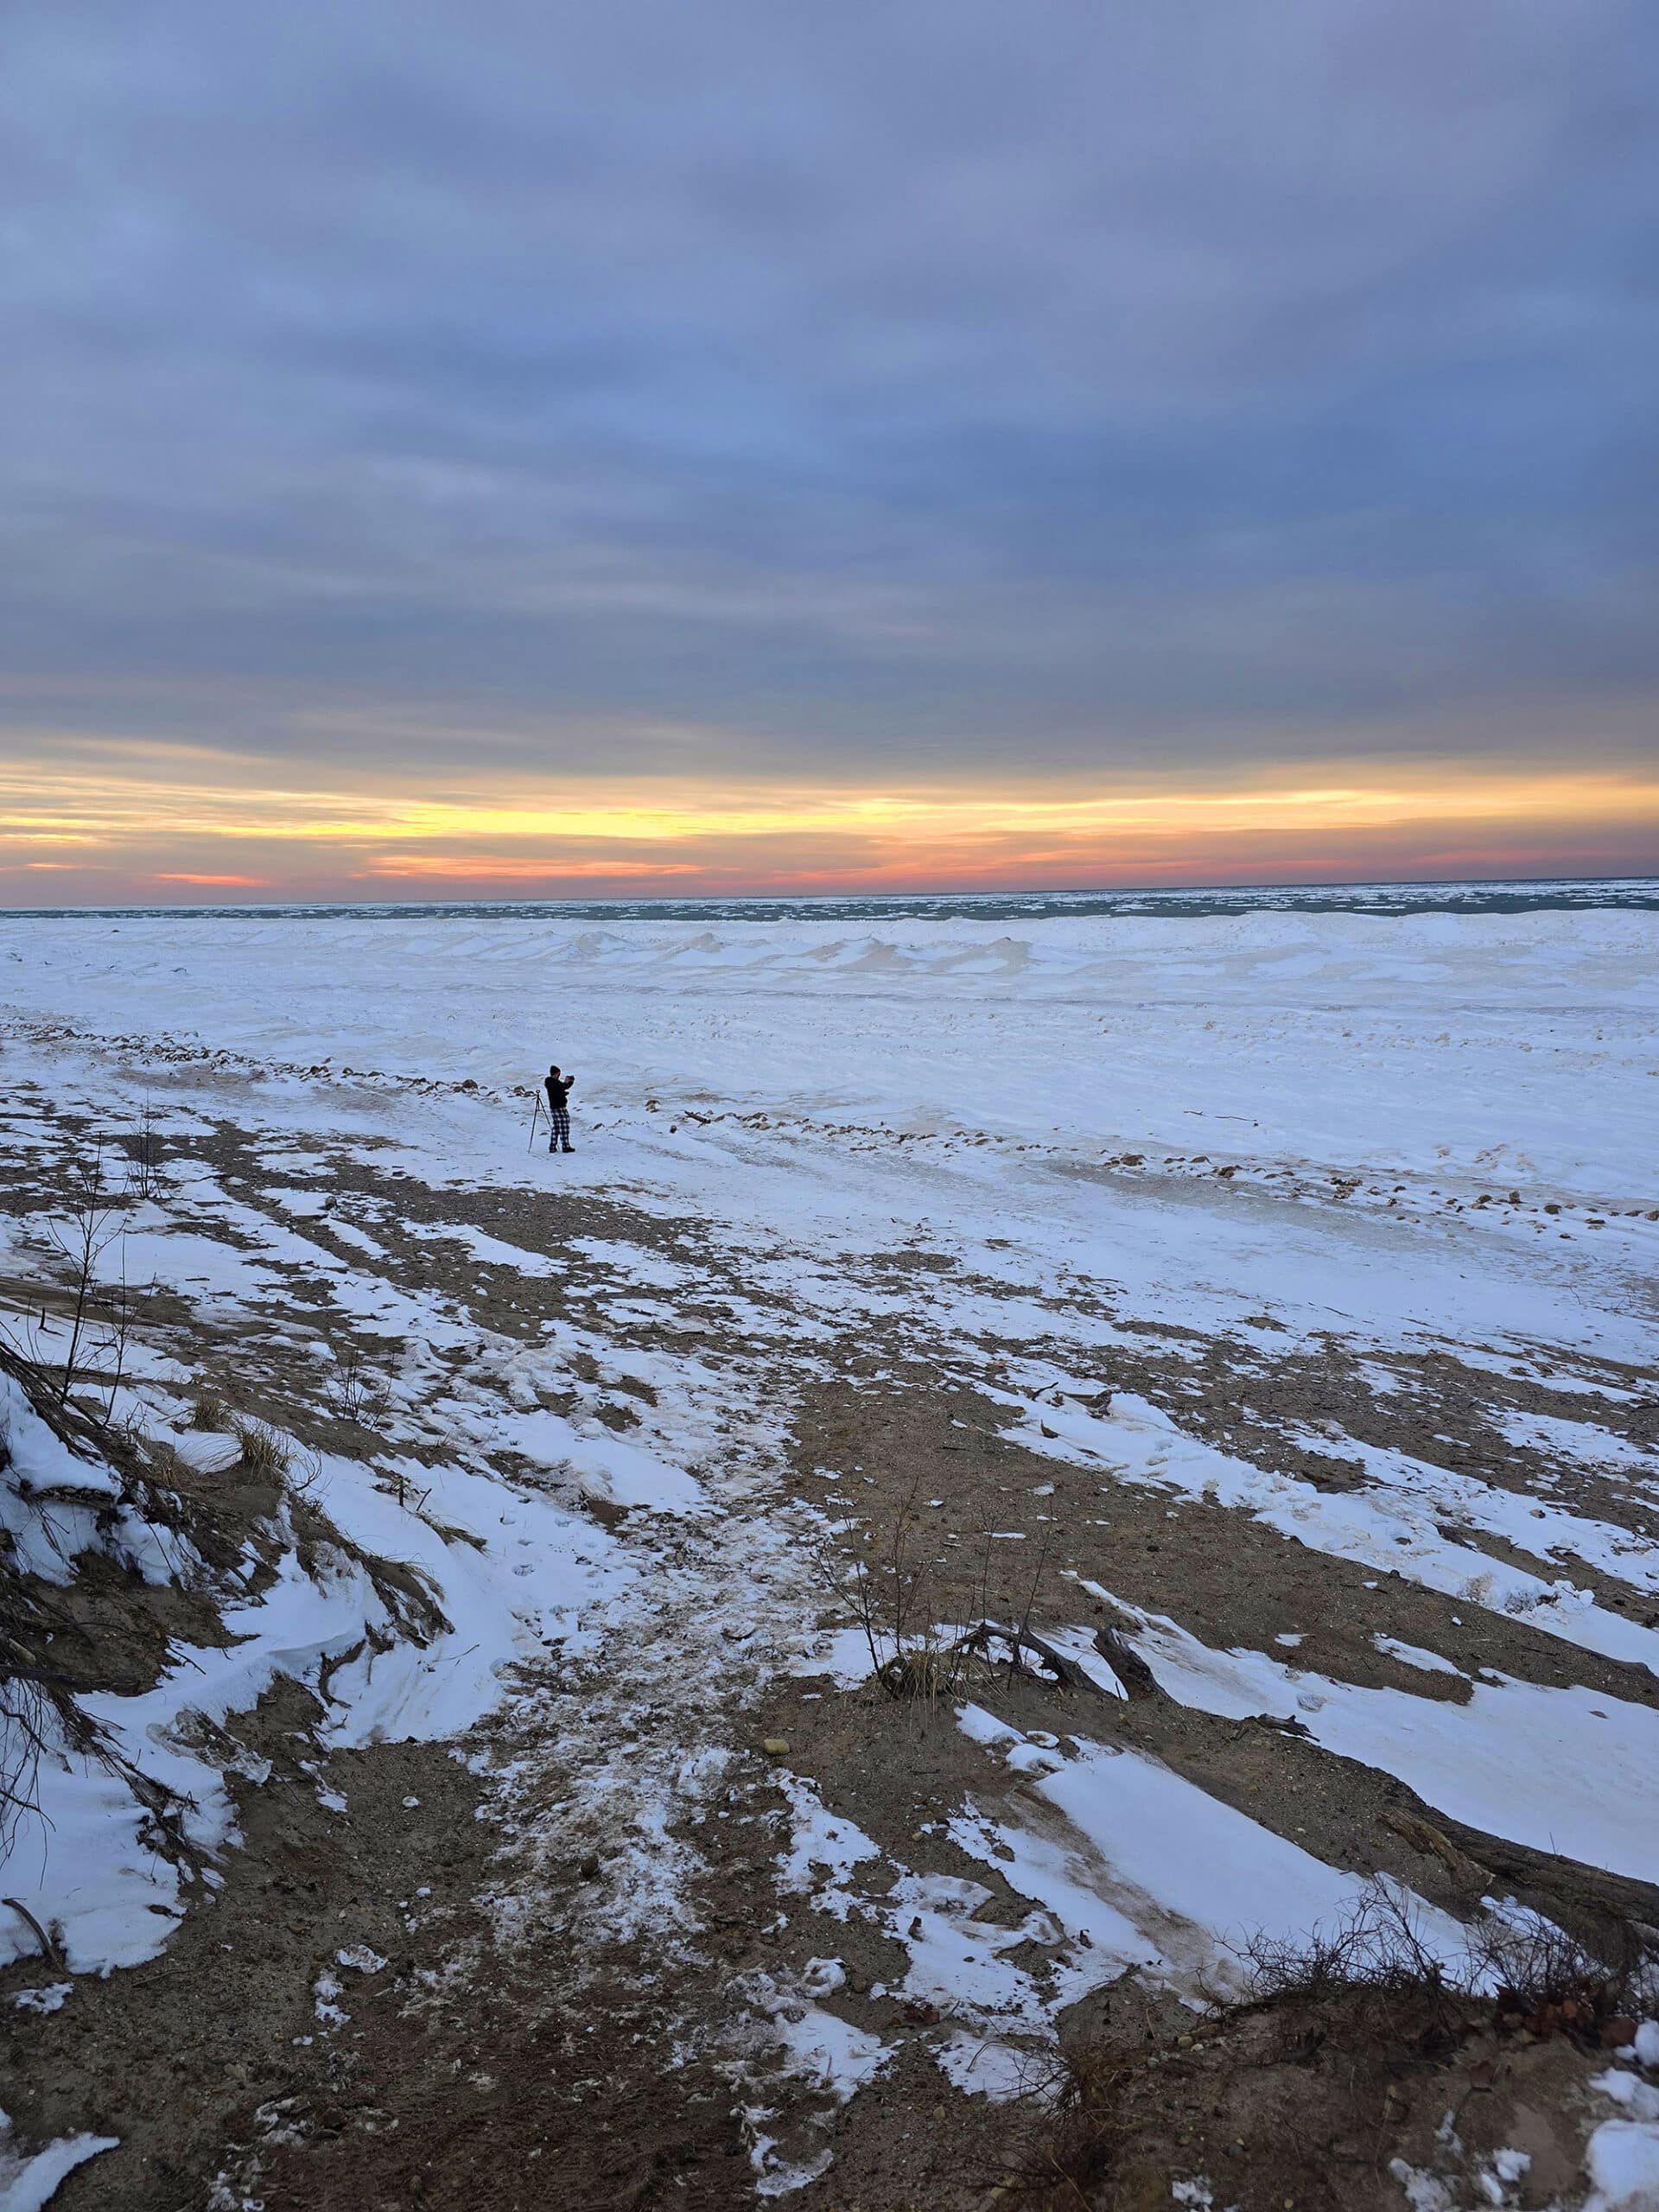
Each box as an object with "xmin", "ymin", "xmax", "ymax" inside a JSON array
[{"xmin": 543, "ymin": 1064, "xmax": 575, "ymax": 1154}]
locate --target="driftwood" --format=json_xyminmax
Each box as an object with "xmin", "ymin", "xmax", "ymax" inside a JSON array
[
  {"xmin": 868, "ymin": 1614, "xmax": 1158, "ymax": 1705},
  {"xmin": 952, "ymin": 1621, "xmax": 1106, "ymax": 1695},
  {"xmin": 1094, "ymin": 1624, "xmax": 1158, "ymax": 1696}
]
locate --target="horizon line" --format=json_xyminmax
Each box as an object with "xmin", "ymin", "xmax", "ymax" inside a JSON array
[{"xmin": 6, "ymin": 864, "xmax": 1657, "ymax": 921}]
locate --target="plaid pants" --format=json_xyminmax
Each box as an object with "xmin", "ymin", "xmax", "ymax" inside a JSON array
[{"xmin": 547, "ymin": 1107, "xmax": 571, "ymax": 1149}]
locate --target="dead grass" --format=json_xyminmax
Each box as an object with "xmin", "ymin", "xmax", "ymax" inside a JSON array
[
  {"xmin": 188, "ymin": 1388, "xmax": 228, "ymax": 1431},
  {"xmin": 232, "ymin": 1418, "xmax": 289, "ymax": 1476}
]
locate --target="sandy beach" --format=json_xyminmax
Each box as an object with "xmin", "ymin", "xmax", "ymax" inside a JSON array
[{"xmin": 3, "ymin": 900, "xmax": 1657, "ymax": 2209}]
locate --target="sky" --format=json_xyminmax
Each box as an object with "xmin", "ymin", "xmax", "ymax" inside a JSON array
[{"xmin": 3, "ymin": 0, "xmax": 1657, "ymax": 904}]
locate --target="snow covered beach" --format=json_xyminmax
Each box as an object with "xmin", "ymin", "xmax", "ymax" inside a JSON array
[
  {"xmin": 9, "ymin": 898, "xmax": 1657, "ymax": 1200},
  {"xmin": 2, "ymin": 895, "xmax": 1657, "ymax": 2209}
]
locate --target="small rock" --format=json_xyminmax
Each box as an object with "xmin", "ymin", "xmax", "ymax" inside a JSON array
[
  {"xmin": 761, "ymin": 1738, "xmax": 790, "ymax": 1757},
  {"xmin": 578, "ymin": 1853, "xmax": 601, "ymax": 1880}
]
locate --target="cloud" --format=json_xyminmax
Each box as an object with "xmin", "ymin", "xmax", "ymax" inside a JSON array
[
  {"xmin": 365, "ymin": 856, "xmax": 704, "ymax": 880},
  {"xmin": 1, "ymin": 0, "xmax": 1656, "ymax": 884}
]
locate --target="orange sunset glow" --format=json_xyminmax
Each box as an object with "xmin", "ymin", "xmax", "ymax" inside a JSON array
[{"xmin": 4, "ymin": 753, "xmax": 1656, "ymax": 903}]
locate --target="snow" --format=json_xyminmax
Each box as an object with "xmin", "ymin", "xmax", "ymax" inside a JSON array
[
  {"xmin": 1586, "ymin": 2074, "xmax": 1659, "ymax": 2212},
  {"xmin": 789, "ymin": 1624, "xmax": 883, "ymax": 1688},
  {"xmin": 1016, "ymin": 1392, "xmax": 1659, "ymax": 1679},
  {"xmin": 1374, "ymin": 1634, "xmax": 1464, "ymax": 1675},
  {"xmin": 768, "ymin": 2003, "xmax": 889, "ymax": 2102},
  {"xmin": 1497, "ymin": 1410, "xmax": 1659, "ymax": 1484},
  {"xmin": 553, "ymin": 1430, "xmax": 706, "ymax": 1516},
  {"xmin": 1391, "ymin": 2159, "xmax": 1458, "ymax": 2211},
  {"xmin": 0, "ymin": 1372, "xmax": 181, "ymax": 1589},
  {"xmin": 1593, "ymin": 2073, "xmax": 1659, "ymax": 2122},
  {"xmin": 2, "ymin": 1408, "xmax": 629, "ymax": 1972},
  {"xmin": 6, "ymin": 905, "xmax": 1654, "ymax": 1201},
  {"xmin": 1081, "ymin": 1594, "xmax": 1659, "ymax": 1885},
  {"xmin": 950, "ymin": 1707, "xmax": 1474, "ymax": 2001},
  {"xmin": 3, "ymin": 899, "xmax": 1656, "ymax": 2184},
  {"xmin": 1280, "ymin": 1421, "xmax": 1659, "ymax": 1605},
  {"xmin": 3, "ymin": 1540, "xmax": 385, "ymax": 1971},
  {"xmin": 775, "ymin": 1775, "xmax": 881, "ymax": 1910},
  {"xmin": 772, "ymin": 1770, "xmax": 1066, "ymax": 2095},
  {"xmin": 0, "ymin": 2110, "xmax": 118, "ymax": 2212},
  {"xmin": 10, "ymin": 1987, "xmax": 70, "ymax": 2016}
]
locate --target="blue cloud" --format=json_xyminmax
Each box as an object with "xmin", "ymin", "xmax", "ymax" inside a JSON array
[{"xmin": 1, "ymin": 0, "xmax": 1655, "ymax": 778}]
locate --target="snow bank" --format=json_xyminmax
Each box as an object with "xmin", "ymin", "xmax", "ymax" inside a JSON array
[{"xmin": 2, "ymin": 1398, "xmax": 627, "ymax": 1974}]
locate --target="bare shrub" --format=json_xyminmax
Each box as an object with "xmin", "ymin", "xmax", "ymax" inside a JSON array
[
  {"xmin": 124, "ymin": 1096, "xmax": 163, "ymax": 1199},
  {"xmin": 1240, "ymin": 1877, "xmax": 1454, "ymax": 2004},
  {"xmin": 1469, "ymin": 1908, "xmax": 1659, "ymax": 2033},
  {"xmin": 97, "ymin": 1255, "xmax": 156, "ymax": 1423},
  {"xmin": 1240, "ymin": 1875, "xmax": 1658, "ymax": 2041},
  {"xmin": 812, "ymin": 1471, "xmax": 982, "ymax": 1706},
  {"xmin": 387, "ymin": 1462, "xmax": 432, "ymax": 1516},
  {"xmin": 41, "ymin": 1147, "xmax": 124, "ymax": 1406},
  {"xmin": 810, "ymin": 1486, "xmax": 1090, "ymax": 1708},
  {"xmin": 1011, "ymin": 1886, "xmax": 1659, "ymax": 2211},
  {"xmin": 0, "ymin": 1666, "xmax": 52, "ymax": 1863},
  {"xmin": 324, "ymin": 1347, "xmax": 391, "ymax": 1427},
  {"xmin": 287, "ymin": 1440, "xmax": 327, "ymax": 1503}
]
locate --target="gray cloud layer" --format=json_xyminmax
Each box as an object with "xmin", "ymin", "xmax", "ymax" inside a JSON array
[{"xmin": 4, "ymin": 0, "xmax": 1656, "ymax": 781}]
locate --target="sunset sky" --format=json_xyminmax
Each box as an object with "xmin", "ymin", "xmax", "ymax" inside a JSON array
[{"xmin": 4, "ymin": 3, "xmax": 1657, "ymax": 905}]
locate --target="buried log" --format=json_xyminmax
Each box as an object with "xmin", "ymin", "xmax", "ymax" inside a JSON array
[{"xmin": 1385, "ymin": 1809, "xmax": 1491, "ymax": 1890}]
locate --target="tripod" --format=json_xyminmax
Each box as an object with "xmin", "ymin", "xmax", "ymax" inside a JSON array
[{"xmin": 526, "ymin": 1090, "xmax": 547, "ymax": 1153}]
